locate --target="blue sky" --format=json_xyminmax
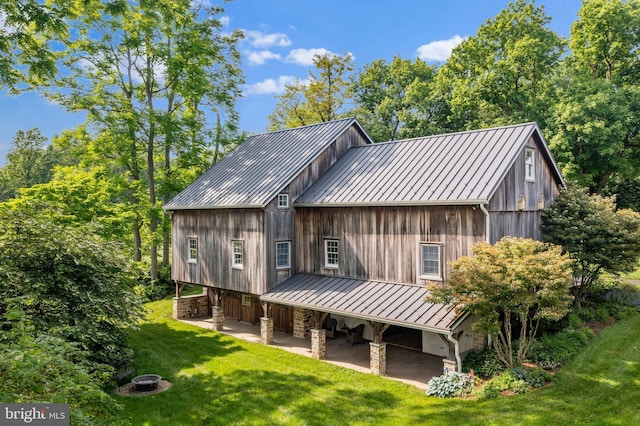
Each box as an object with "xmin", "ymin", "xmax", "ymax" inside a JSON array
[{"xmin": 0, "ymin": 0, "xmax": 583, "ymax": 165}]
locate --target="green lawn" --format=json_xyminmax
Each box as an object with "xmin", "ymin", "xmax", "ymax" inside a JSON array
[
  {"xmin": 114, "ymin": 299, "xmax": 640, "ymax": 425},
  {"xmin": 626, "ymin": 264, "xmax": 640, "ymax": 281}
]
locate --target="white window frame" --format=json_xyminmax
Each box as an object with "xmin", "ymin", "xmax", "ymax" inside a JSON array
[
  {"xmin": 276, "ymin": 241, "xmax": 291, "ymax": 269},
  {"xmin": 232, "ymin": 240, "xmax": 244, "ymax": 269},
  {"xmin": 277, "ymin": 193, "xmax": 289, "ymax": 208},
  {"xmin": 187, "ymin": 237, "xmax": 198, "ymax": 263},
  {"xmin": 525, "ymin": 149, "xmax": 535, "ymax": 182},
  {"xmin": 324, "ymin": 239, "xmax": 339, "ymax": 269},
  {"xmin": 419, "ymin": 243, "xmax": 442, "ymax": 280}
]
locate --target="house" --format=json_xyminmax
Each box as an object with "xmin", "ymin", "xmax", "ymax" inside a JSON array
[{"xmin": 164, "ymin": 117, "xmax": 565, "ymax": 376}]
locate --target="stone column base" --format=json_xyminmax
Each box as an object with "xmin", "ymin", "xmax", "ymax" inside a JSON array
[
  {"xmin": 261, "ymin": 317, "xmax": 274, "ymax": 345},
  {"xmin": 311, "ymin": 329, "xmax": 326, "ymax": 360},
  {"xmin": 370, "ymin": 342, "xmax": 387, "ymax": 376},
  {"xmin": 211, "ymin": 306, "xmax": 224, "ymax": 331},
  {"xmin": 443, "ymin": 358, "xmax": 457, "ymax": 376}
]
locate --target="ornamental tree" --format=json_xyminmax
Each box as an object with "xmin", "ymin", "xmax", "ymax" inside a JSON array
[
  {"xmin": 541, "ymin": 186, "xmax": 640, "ymax": 306},
  {"xmin": 428, "ymin": 238, "xmax": 573, "ymax": 368}
]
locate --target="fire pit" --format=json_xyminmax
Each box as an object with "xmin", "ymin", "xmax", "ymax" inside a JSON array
[{"xmin": 131, "ymin": 374, "xmax": 162, "ymax": 392}]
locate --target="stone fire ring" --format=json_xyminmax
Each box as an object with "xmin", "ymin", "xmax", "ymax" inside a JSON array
[
  {"xmin": 115, "ymin": 375, "xmax": 172, "ymax": 397},
  {"xmin": 131, "ymin": 374, "xmax": 162, "ymax": 391}
]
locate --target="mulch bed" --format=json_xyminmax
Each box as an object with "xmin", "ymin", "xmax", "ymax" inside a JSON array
[{"xmin": 114, "ymin": 380, "xmax": 172, "ymax": 397}]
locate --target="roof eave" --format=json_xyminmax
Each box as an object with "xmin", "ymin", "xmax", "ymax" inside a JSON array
[
  {"xmin": 164, "ymin": 203, "xmax": 265, "ymax": 211},
  {"xmin": 293, "ymin": 199, "xmax": 489, "ymax": 208}
]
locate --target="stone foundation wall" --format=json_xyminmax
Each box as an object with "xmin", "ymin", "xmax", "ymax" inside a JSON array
[
  {"xmin": 473, "ymin": 330, "xmax": 487, "ymax": 351},
  {"xmin": 443, "ymin": 358, "xmax": 457, "ymax": 376},
  {"xmin": 173, "ymin": 294, "xmax": 210, "ymax": 319}
]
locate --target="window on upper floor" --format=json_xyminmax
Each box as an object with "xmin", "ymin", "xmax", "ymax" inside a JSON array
[
  {"xmin": 420, "ymin": 243, "xmax": 442, "ymax": 280},
  {"xmin": 188, "ymin": 237, "xmax": 198, "ymax": 263},
  {"xmin": 278, "ymin": 193, "xmax": 289, "ymax": 208},
  {"xmin": 525, "ymin": 149, "xmax": 535, "ymax": 182},
  {"xmin": 276, "ymin": 241, "xmax": 291, "ymax": 269},
  {"xmin": 324, "ymin": 239, "xmax": 339, "ymax": 269},
  {"xmin": 232, "ymin": 240, "xmax": 244, "ymax": 268}
]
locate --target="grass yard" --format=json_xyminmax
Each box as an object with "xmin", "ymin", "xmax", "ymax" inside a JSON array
[
  {"xmin": 626, "ymin": 263, "xmax": 640, "ymax": 281},
  {"xmin": 114, "ymin": 298, "xmax": 640, "ymax": 425}
]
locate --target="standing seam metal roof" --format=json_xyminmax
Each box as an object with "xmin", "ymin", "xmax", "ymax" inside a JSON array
[
  {"xmin": 165, "ymin": 118, "xmax": 370, "ymax": 210},
  {"xmin": 260, "ymin": 273, "xmax": 464, "ymax": 333},
  {"xmin": 294, "ymin": 122, "xmax": 562, "ymax": 206}
]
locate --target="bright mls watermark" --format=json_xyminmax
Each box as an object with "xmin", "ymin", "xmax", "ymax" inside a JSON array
[{"xmin": 1, "ymin": 404, "xmax": 69, "ymax": 425}]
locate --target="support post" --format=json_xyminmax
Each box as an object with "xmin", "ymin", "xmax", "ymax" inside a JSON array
[
  {"xmin": 370, "ymin": 342, "xmax": 387, "ymax": 376},
  {"xmin": 310, "ymin": 328, "xmax": 326, "ymax": 360},
  {"xmin": 211, "ymin": 306, "xmax": 224, "ymax": 331},
  {"xmin": 261, "ymin": 317, "xmax": 274, "ymax": 345}
]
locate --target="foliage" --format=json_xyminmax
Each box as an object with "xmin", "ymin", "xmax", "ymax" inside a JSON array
[
  {"xmin": 0, "ymin": 206, "xmax": 143, "ymax": 367},
  {"xmin": 133, "ymin": 263, "xmax": 174, "ymax": 301},
  {"xmin": 462, "ymin": 349, "xmax": 505, "ymax": 378},
  {"xmin": 268, "ymin": 52, "xmax": 354, "ymax": 129},
  {"xmin": 476, "ymin": 370, "xmax": 531, "ymax": 399},
  {"xmin": 432, "ymin": 0, "xmax": 565, "ymax": 131},
  {"xmin": 351, "ymin": 57, "xmax": 441, "ymax": 142},
  {"xmin": 429, "ymin": 237, "xmax": 573, "ymax": 368},
  {"xmin": 425, "ymin": 373, "xmax": 476, "ymax": 399},
  {"xmin": 541, "ymin": 186, "xmax": 640, "ymax": 305},
  {"xmin": 528, "ymin": 327, "xmax": 595, "ymax": 370},
  {"xmin": 0, "ymin": 312, "xmax": 122, "ymax": 424}
]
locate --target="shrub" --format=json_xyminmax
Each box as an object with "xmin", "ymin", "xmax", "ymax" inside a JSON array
[
  {"xmin": 526, "ymin": 368, "xmax": 553, "ymax": 388},
  {"xmin": 426, "ymin": 373, "xmax": 476, "ymax": 398},
  {"xmin": 529, "ymin": 327, "xmax": 595, "ymax": 370},
  {"xmin": 462, "ymin": 349, "xmax": 505, "ymax": 378},
  {"xmin": 476, "ymin": 370, "xmax": 530, "ymax": 399}
]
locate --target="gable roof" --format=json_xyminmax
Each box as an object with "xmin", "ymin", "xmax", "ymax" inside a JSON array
[
  {"xmin": 295, "ymin": 122, "xmax": 564, "ymax": 207},
  {"xmin": 165, "ymin": 118, "xmax": 371, "ymax": 210},
  {"xmin": 260, "ymin": 273, "xmax": 466, "ymax": 333}
]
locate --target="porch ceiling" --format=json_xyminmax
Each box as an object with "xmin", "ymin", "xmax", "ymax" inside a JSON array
[{"xmin": 260, "ymin": 273, "xmax": 465, "ymax": 334}]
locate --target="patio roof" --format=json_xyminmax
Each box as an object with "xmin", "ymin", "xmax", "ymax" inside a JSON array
[{"xmin": 260, "ymin": 273, "xmax": 466, "ymax": 334}]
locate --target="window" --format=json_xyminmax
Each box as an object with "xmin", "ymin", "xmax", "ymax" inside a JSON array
[
  {"xmin": 187, "ymin": 237, "xmax": 198, "ymax": 263},
  {"xmin": 278, "ymin": 193, "xmax": 289, "ymax": 208},
  {"xmin": 242, "ymin": 294, "xmax": 252, "ymax": 306},
  {"xmin": 324, "ymin": 239, "xmax": 339, "ymax": 268},
  {"xmin": 276, "ymin": 241, "xmax": 291, "ymax": 269},
  {"xmin": 420, "ymin": 244, "xmax": 441, "ymax": 279},
  {"xmin": 525, "ymin": 149, "xmax": 535, "ymax": 181},
  {"xmin": 232, "ymin": 240, "xmax": 244, "ymax": 268}
]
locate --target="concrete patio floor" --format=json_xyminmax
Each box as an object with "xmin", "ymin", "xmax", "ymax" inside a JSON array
[{"xmin": 180, "ymin": 317, "xmax": 443, "ymax": 390}]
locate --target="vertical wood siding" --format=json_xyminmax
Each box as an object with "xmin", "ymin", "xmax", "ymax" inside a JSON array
[
  {"xmin": 295, "ymin": 205, "xmax": 485, "ymax": 284},
  {"xmin": 172, "ymin": 209, "xmax": 266, "ymax": 294}
]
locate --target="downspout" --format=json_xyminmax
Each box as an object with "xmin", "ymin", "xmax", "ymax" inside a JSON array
[
  {"xmin": 446, "ymin": 331, "xmax": 462, "ymax": 373},
  {"xmin": 479, "ymin": 203, "xmax": 493, "ymax": 349}
]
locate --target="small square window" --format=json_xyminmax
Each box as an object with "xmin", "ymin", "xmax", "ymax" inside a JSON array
[
  {"xmin": 324, "ymin": 239, "xmax": 339, "ymax": 269},
  {"xmin": 278, "ymin": 194, "xmax": 289, "ymax": 208},
  {"xmin": 276, "ymin": 241, "xmax": 291, "ymax": 269},
  {"xmin": 242, "ymin": 294, "xmax": 252, "ymax": 306},
  {"xmin": 420, "ymin": 244, "xmax": 441, "ymax": 279},
  {"xmin": 188, "ymin": 237, "xmax": 197, "ymax": 263},
  {"xmin": 525, "ymin": 149, "xmax": 535, "ymax": 181}
]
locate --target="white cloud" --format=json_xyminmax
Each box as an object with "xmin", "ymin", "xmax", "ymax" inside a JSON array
[
  {"xmin": 243, "ymin": 75, "xmax": 308, "ymax": 95},
  {"xmin": 285, "ymin": 48, "xmax": 334, "ymax": 66},
  {"xmin": 246, "ymin": 50, "xmax": 281, "ymax": 65},
  {"xmin": 416, "ymin": 35, "xmax": 466, "ymax": 61},
  {"xmin": 244, "ymin": 30, "xmax": 291, "ymax": 48},
  {"xmin": 220, "ymin": 16, "xmax": 230, "ymax": 27}
]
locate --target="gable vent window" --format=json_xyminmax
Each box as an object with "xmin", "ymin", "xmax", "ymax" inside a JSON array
[
  {"xmin": 525, "ymin": 149, "xmax": 535, "ymax": 182},
  {"xmin": 278, "ymin": 194, "xmax": 289, "ymax": 208},
  {"xmin": 324, "ymin": 239, "xmax": 339, "ymax": 269},
  {"xmin": 187, "ymin": 237, "xmax": 198, "ymax": 263}
]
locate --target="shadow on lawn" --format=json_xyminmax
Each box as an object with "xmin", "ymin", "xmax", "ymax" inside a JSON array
[{"xmin": 129, "ymin": 321, "xmax": 246, "ymax": 378}]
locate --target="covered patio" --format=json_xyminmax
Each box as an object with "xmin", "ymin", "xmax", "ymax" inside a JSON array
[{"xmin": 180, "ymin": 316, "xmax": 443, "ymax": 390}]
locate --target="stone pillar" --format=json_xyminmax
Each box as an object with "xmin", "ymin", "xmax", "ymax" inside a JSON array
[
  {"xmin": 443, "ymin": 358, "xmax": 457, "ymax": 376},
  {"xmin": 293, "ymin": 307, "xmax": 311, "ymax": 338},
  {"xmin": 261, "ymin": 317, "xmax": 274, "ymax": 345},
  {"xmin": 311, "ymin": 329, "xmax": 326, "ymax": 360},
  {"xmin": 370, "ymin": 342, "xmax": 387, "ymax": 376},
  {"xmin": 211, "ymin": 306, "xmax": 224, "ymax": 331}
]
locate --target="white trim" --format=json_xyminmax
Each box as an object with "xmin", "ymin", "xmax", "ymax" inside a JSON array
[
  {"xmin": 277, "ymin": 193, "xmax": 289, "ymax": 208},
  {"xmin": 276, "ymin": 241, "xmax": 291, "ymax": 269},
  {"xmin": 324, "ymin": 239, "xmax": 339, "ymax": 269},
  {"xmin": 419, "ymin": 243, "xmax": 442, "ymax": 280},
  {"xmin": 187, "ymin": 237, "xmax": 198, "ymax": 263},
  {"xmin": 232, "ymin": 240, "xmax": 244, "ymax": 269},
  {"xmin": 525, "ymin": 148, "xmax": 535, "ymax": 182}
]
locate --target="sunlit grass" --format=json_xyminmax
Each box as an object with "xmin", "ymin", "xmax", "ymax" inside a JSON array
[{"xmin": 113, "ymin": 298, "xmax": 640, "ymax": 425}]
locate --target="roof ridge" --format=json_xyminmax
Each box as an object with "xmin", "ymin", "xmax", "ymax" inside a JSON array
[{"xmin": 246, "ymin": 117, "xmax": 356, "ymax": 138}]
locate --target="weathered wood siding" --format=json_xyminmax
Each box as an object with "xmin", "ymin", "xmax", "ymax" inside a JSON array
[
  {"xmin": 262, "ymin": 124, "xmax": 371, "ymax": 290},
  {"xmin": 295, "ymin": 206, "xmax": 485, "ymax": 284},
  {"xmin": 488, "ymin": 136, "xmax": 562, "ymax": 242},
  {"xmin": 171, "ymin": 209, "xmax": 266, "ymax": 294}
]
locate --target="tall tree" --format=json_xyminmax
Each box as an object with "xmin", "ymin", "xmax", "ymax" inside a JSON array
[
  {"xmin": 268, "ymin": 53, "xmax": 354, "ymax": 129},
  {"xmin": 45, "ymin": 0, "xmax": 243, "ymax": 278},
  {"xmin": 433, "ymin": 0, "xmax": 565, "ymax": 131},
  {"xmin": 549, "ymin": 0, "xmax": 640, "ymax": 194},
  {"xmin": 351, "ymin": 57, "xmax": 442, "ymax": 142}
]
